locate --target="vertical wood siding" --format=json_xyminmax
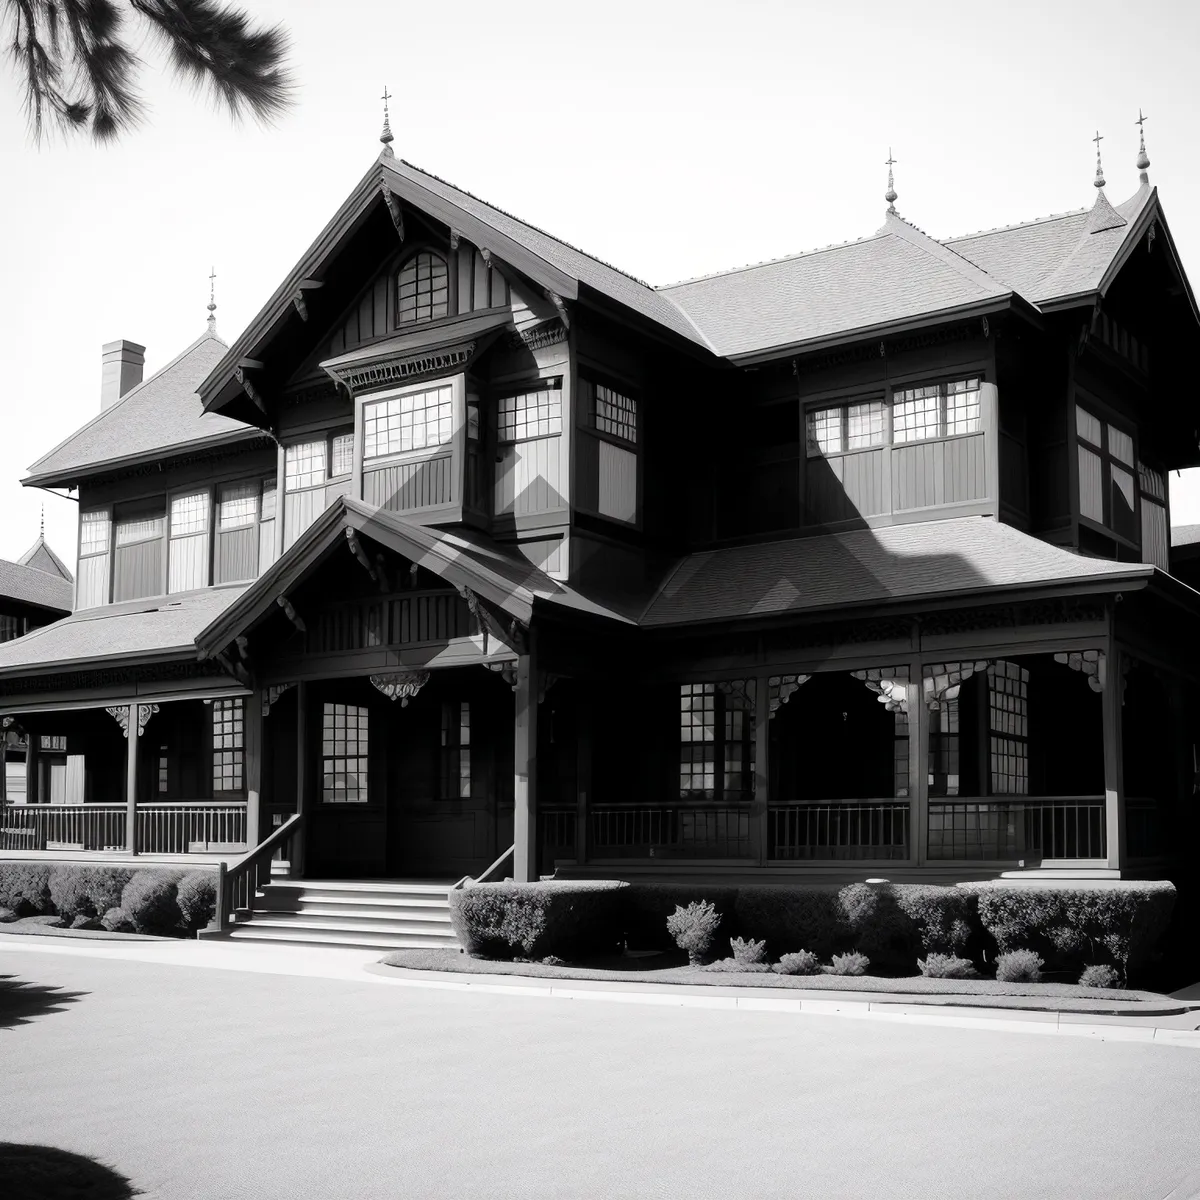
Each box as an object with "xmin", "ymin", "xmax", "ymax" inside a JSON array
[
  {"xmin": 598, "ymin": 440, "xmax": 637, "ymax": 523},
  {"xmin": 805, "ymin": 449, "xmax": 886, "ymax": 522},
  {"xmin": 283, "ymin": 489, "xmax": 322, "ymax": 550},
  {"xmin": 113, "ymin": 540, "xmax": 163, "ymax": 602},
  {"xmin": 258, "ymin": 520, "xmax": 277, "ymax": 574},
  {"xmin": 514, "ymin": 537, "xmax": 566, "ymax": 576},
  {"xmin": 168, "ymin": 533, "xmax": 208, "ymax": 593},
  {"xmin": 76, "ymin": 555, "xmax": 109, "ymax": 609},
  {"xmin": 892, "ymin": 434, "xmax": 985, "ymax": 511},
  {"xmin": 65, "ymin": 755, "xmax": 86, "ymax": 804},
  {"xmin": 215, "ymin": 527, "xmax": 257, "ymax": 584},
  {"xmin": 494, "ymin": 437, "xmax": 565, "ymax": 516},
  {"xmin": 362, "ymin": 455, "xmax": 454, "ymax": 512},
  {"xmin": 999, "ymin": 431, "xmax": 1028, "ymax": 517}
]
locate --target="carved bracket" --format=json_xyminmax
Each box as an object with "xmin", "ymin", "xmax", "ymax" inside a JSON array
[
  {"xmin": 1054, "ymin": 650, "xmax": 1106, "ymax": 693},
  {"xmin": 346, "ymin": 528, "xmax": 377, "ymax": 582},
  {"xmin": 922, "ymin": 660, "xmax": 990, "ymax": 711},
  {"xmin": 106, "ymin": 703, "xmax": 160, "ymax": 738},
  {"xmin": 370, "ymin": 670, "xmax": 430, "ymax": 706},
  {"xmin": 291, "ymin": 278, "xmax": 324, "ymax": 322},
  {"xmin": 484, "ymin": 661, "xmax": 518, "ymax": 690},
  {"xmin": 767, "ymin": 674, "xmax": 811, "ymax": 718},
  {"xmin": 276, "ymin": 595, "xmax": 307, "ymax": 634},
  {"xmin": 544, "ymin": 290, "xmax": 570, "ymax": 330},
  {"xmin": 262, "ymin": 682, "xmax": 296, "ymax": 717},
  {"xmin": 381, "ymin": 183, "xmax": 405, "ymax": 241},
  {"xmin": 234, "ymin": 366, "xmax": 266, "ymax": 415},
  {"xmin": 852, "ymin": 666, "xmax": 911, "ymax": 713},
  {"xmin": 717, "ymin": 678, "xmax": 756, "ymax": 712},
  {"xmin": 538, "ymin": 671, "xmax": 560, "ymax": 706}
]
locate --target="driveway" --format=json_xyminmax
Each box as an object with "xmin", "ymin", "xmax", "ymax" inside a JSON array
[{"xmin": 2, "ymin": 941, "xmax": 1198, "ymax": 1199}]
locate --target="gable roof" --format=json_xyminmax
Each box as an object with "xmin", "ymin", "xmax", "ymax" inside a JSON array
[
  {"xmin": 17, "ymin": 535, "xmax": 73, "ymax": 583},
  {"xmin": 0, "ymin": 555, "xmax": 74, "ymax": 615},
  {"xmin": 24, "ymin": 329, "xmax": 263, "ymax": 489}
]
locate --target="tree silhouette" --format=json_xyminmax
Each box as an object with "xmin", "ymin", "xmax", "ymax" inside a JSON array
[{"xmin": 4, "ymin": 0, "xmax": 294, "ymax": 142}]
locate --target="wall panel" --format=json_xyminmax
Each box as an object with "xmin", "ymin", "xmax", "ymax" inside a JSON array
[
  {"xmin": 113, "ymin": 540, "xmax": 162, "ymax": 602},
  {"xmin": 215, "ymin": 527, "xmax": 257, "ymax": 584},
  {"xmin": 598, "ymin": 440, "xmax": 637, "ymax": 523},
  {"xmin": 363, "ymin": 455, "xmax": 454, "ymax": 512},
  {"xmin": 495, "ymin": 437, "xmax": 565, "ymax": 516},
  {"xmin": 168, "ymin": 533, "xmax": 208, "ymax": 593}
]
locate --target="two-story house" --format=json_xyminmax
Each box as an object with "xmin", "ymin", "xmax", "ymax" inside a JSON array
[{"xmin": 1, "ymin": 125, "xmax": 1197, "ymax": 931}]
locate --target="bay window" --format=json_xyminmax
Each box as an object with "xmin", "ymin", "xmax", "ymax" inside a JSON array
[
  {"xmin": 363, "ymin": 385, "xmax": 454, "ymax": 459},
  {"xmin": 1076, "ymin": 403, "xmax": 1137, "ymax": 543}
]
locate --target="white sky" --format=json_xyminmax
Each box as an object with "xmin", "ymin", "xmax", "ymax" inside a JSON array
[{"xmin": 3, "ymin": 0, "xmax": 1200, "ymax": 565}]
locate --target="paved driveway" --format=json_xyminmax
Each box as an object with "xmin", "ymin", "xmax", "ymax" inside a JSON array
[{"xmin": 2, "ymin": 942, "xmax": 1198, "ymax": 1200}]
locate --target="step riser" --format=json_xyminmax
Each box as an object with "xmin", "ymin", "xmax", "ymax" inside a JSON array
[
  {"xmin": 260, "ymin": 900, "xmax": 453, "ymax": 915},
  {"xmin": 227, "ymin": 929, "xmax": 459, "ymax": 950},
  {"xmin": 254, "ymin": 908, "xmax": 453, "ymax": 926},
  {"xmin": 241, "ymin": 917, "xmax": 455, "ymax": 937}
]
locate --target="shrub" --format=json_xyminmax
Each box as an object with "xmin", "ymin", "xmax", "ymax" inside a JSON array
[
  {"xmin": 964, "ymin": 881, "xmax": 1175, "ymax": 976},
  {"xmin": 774, "ymin": 950, "xmax": 822, "ymax": 976},
  {"xmin": 86, "ymin": 867, "xmax": 133, "ymax": 917},
  {"xmin": 449, "ymin": 880, "xmax": 626, "ymax": 960},
  {"xmin": 1079, "ymin": 964, "xmax": 1123, "ymax": 989},
  {"xmin": 177, "ymin": 872, "xmax": 218, "ymax": 932},
  {"xmin": 49, "ymin": 866, "xmax": 97, "ymax": 921},
  {"xmin": 734, "ymin": 886, "xmax": 848, "ymax": 960},
  {"xmin": 701, "ymin": 958, "xmax": 772, "ymax": 973},
  {"xmin": 120, "ymin": 870, "xmax": 184, "ymax": 936},
  {"xmin": 918, "ymin": 953, "xmax": 979, "ymax": 979},
  {"xmin": 893, "ymin": 886, "xmax": 978, "ymax": 958},
  {"xmin": 995, "ymin": 949, "xmax": 1043, "ymax": 983},
  {"xmin": 101, "ymin": 907, "xmax": 134, "ymax": 933},
  {"xmin": 729, "ymin": 935, "xmax": 767, "ymax": 965},
  {"xmin": 839, "ymin": 883, "xmax": 920, "ymax": 969},
  {"xmin": 667, "ymin": 900, "xmax": 723, "ymax": 966},
  {"xmin": 0, "ymin": 863, "xmax": 52, "ymax": 916},
  {"xmin": 621, "ymin": 884, "xmax": 739, "ymax": 951},
  {"xmin": 825, "ymin": 951, "xmax": 870, "ymax": 976}
]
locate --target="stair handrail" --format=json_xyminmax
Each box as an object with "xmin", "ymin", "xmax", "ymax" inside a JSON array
[
  {"xmin": 452, "ymin": 843, "xmax": 515, "ymax": 891},
  {"xmin": 212, "ymin": 812, "xmax": 306, "ymax": 932}
]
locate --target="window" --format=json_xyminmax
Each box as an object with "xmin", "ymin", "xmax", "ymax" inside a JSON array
[
  {"xmin": 893, "ymin": 377, "xmax": 981, "ymax": 443},
  {"xmin": 115, "ymin": 513, "xmax": 165, "ymax": 546},
  {"xmin": 113, "ymin": 506, "xmax": 166, "ymax": 603},
  {"xmin": 284, "ymin": 432, "xmax": 351, "ymax": 551},
  {"xmin": 322, "ymin": 703, "xmax": 369, "ymax": 803},
  {"xmin": 1138, "ymin": 462, "xmax": 1169, "ymax": 571},
  {"xmin": 498, "ymin": 382, "xmax": 562, "ymax": 443},
  {"xmin": 40, "ymin": 735, "xmax": 66, "ymax": 751},
  {"xmin": 285, "ymin": 440, "xmax": 327, "ymax": 490},
  {"xmin": 80, "ymin": 509, "xmax": 111, "ymax": 555},
  {"xmin": 928, "ymin": 700, "xmax": 961, "ymax": 797},
  {"xmin": 441, "ymin": 701, "xmax": 471, "ymax": 799},
  {"xmin": 212, "ymin": 698, "xmax": 244, "ymax": 793},
  {"xmin": 331, "ymin": 432, "xmax": 355, "ymax": 478},
  {"xmin": 1076, "ymin": 403, "xmax": 1137, "ymax": 543},
  {"xmin": 678, "ymin": 683, "xmax": 754, "ymax": 800},
  {"xmin": 987, "ymin": 661, "xmax": 1029, "ymax": 795},
  {"xmin": 581, "ymin": 378, "xmax": 638, "ymax": 444},
  {"xmin": 363, "ymin": 386, "xmax": 454, "ymax": 459},
  {"xmin": 806, "ymin": 399, "xmax": 885, "ymax": 456},
  {"xmin": 0, "ymin": 615, "xmax": 24, "ymax": 643},
  {"xmin": 217, "ymin": 482, "xmax": 257, "ymax": 530},
  {"xmin": 168, "ymin": 490, "xmax": 210, "ymax": 593},
  {"xmin": 78, "ymin": 508, "xmax": 113, "ymax": 608},
  {"xmin": 259, "ymin": 478, "xmax": 278, "ymax": 572},
  {"xmin": 215, "ymin": 479, "xmax": 277, "ymax": 584},
  {"xmin": 397, "ymin": 252, "xmax": 449, "ymax": 325}
]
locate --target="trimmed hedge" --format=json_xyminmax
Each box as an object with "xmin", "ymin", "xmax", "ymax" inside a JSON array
[
  {"xmin": 120, "ymin": 870, "xmax": 185, "ymax": 936},
  {"xmin": 0, "ymin": 864, "xmax": 52, "ymax": 916},
  {"xmin": 176, "ymin": 871, "xmax": 218, "ymax": 932},
  {"xmin": 449, "ymin": 880, "xmax": 627, "ymax": 961},
  {"xmin": 733, "ymin": 886, "xmax": 849, "ymax": 960}
]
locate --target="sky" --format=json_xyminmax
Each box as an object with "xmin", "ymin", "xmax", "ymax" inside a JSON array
[{"xmin": 2, "ymin": 0, "xmax": 1200, "ymax": 566}]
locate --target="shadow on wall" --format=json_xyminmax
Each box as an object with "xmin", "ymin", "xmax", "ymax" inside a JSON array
[
  {"xmin": 0, "ymin": 1143, "xmax": 140, "ymax": 1199},
  {"xmin": 0, "ymin": 974, "xmax": 88, "ymax": 1031}
]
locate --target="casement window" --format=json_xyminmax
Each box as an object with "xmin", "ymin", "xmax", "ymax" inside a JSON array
[
  {"xmin": 1138, "ymin": 462, "xmax": 1169, "ymax": 571},
  {"xmin": 211, "ymin": 698, "xmax": 244, "ymax": 794},
  {"xmin": 893, "ymin": 377, "xmax": 981, "ymax": 443},
  {"xmin": 806, "ymin": 398, "xmax": 885, "ymax": 456},
  {"xmin": 112, "ymin": 506, "xmax": 166, "ymax": 603},
  {"xmin": 498, "ymin": 382, "xmax": 562, "ymax": 443},
  {"xmin": 283, "ymin": 430, "xmax": 353, "ymax": 550},
  {"xmin": 987, "ymin": 661, "xmax": 1029, "ymax": 795},
  {"xmin": 1076, "ymin": 404, "xmax": 1137, "ymax": 542},
  {"xmin": 928, "ymin": 701, "xmax": 961, "ymax": 798},
  {"xmin": 363, "ymin": 386, "xmax": 454, "ymax": 459},
  {"xmin": 440, "ymin": 701, "xmax": 471, "ymax": 799},
  {"xmin": 77, "ymin": 509, "xmax": 112, "ymax": 608},
  {"xmin": 397, "ymin": 252, "xmax": 449, "ymax": 326},
  {"xmin": 167, "ymin": 489, "xmax": 210, "ymax": 593},
  {"xmin": 580, "ymin": 377, "xmax": 638, "ymax": 444},
  {"xmin": 321, "ymin": 702, "xmax": 369, "ymax": 803},
  {"xmin": 214, "ymin": 478, "xmax": 281, "ymax": 583},
  {"xmin": 678, "ymin": 683, "xmax": 754, "ymax": 800}
]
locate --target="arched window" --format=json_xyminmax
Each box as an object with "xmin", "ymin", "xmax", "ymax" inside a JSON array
[{"xmin": 396, "ymin": 252, "xmax": 449, "ymax": 325}]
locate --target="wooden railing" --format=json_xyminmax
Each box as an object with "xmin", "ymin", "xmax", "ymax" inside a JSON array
[
  {"xmin": 212, "ymin": 812, "xmax": 305, "ymax": 932},
  {"xmin": 0, "ymin": 801, "xmax": 247, "ymax": 854},
  {"xmin": 452, "ymin": 843, "xmax": 516, "ymax": 891},
  {"xmin": 137, "ymin": 803, "xmax": 246, "ymax": 854},
  {"xmin": 768, "ymin": 801, "xmax": 910, "ymax": 861},
  {"xmin": 926, "ymin": 797, "xmax": 1106, "ymax": 861},
  {"xmin": 587, "ymin": 806, "xmax": 752, "ymax": 860}
]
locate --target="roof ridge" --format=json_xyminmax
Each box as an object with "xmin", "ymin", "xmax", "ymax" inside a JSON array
[
  {"xmin": 882, "ymin": 211, "xmax": 1009, "ymax": 295},
  {"xmin": 942, "ymin": 206, "xmax": 1091, "ymax": 243}
]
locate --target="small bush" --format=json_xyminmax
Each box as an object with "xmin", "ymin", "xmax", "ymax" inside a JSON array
[
  {"xmin": 49, "ymin": 866, "xmax": 97, "ymax": 921},
  {"xmin": 101, "ymin": 907, "xmax": 134, "ymax": 933},
  {"xmin": 734, "ymin": 886, "xmax": 848, "ymax": 960},
  {"xmin": 667, "ymin": 900, "xmax": 723, "ymax": 966},
  {"xmin": 825, "ymin": 951, "xmax": 870, "ymax": 976},
  {"xmin": 177, "ymin": 872, "xmax": 218, "ymax": 932},
  {"xmin": 918, "ymin": 953, "xmax": 979, "ymax": 979},
  {"xmin": 839, "ymin": 883, "xmax": 918, "ymax": 969},
  {"xmin": 729, "ymin": 935, "xmax": 767, "ymax": 965},
  {"xmin": 449, "ymin": 880, "xmax": 626, "ymax": 960},
  {"xmin": 701, "ymin": 958, "xmax": 772, "ymax": 973},
  {"xmin": 621, "ymin": 884, "xmax": 739, "ymax": 951},
  {"xmin": 995, "ymin": 949, "xmax": 1043, "ymax": 982},
  {"xmin": 1079, "ymin": 964, "xmax": 1123, "ymax": 989},
  {"xmin": 120, "ymin": 870, "xmax": 184, "ymax": 935},
  {"xmin": 774, "ymin": 950, "xmax": 822, "ymax": 976},
  {"xmin": 894, "ymin": 886, "xmax": 978, "ymax": 958},
  {"xmin": 0, "ymin": 863, "xmax": 52, "ymax": 916}
]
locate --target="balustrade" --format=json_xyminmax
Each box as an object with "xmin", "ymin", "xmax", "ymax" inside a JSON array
[
  {"xmin": 768, "ymin": 801, "xmax": 910, "ymax": 861},
  {"xmin": 0, "ymin": 801, "xmax": 247, "ymax": 854},
  {"xmin": 926, "ymin": 797, "xmax": 1106, "ymax": 861}
]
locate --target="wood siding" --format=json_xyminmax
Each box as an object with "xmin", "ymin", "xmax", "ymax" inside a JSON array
[
  {"xmin": 113, "ymin": 539, "xmax": 162, "ymax": 602},
  {"xmin": 893, "ymin": 434, "xmax": 986, "ymax": 511},
  {"xmin": 306, "ymin": 593, "xmax": 472, "ymax": 655},
  {"xmin": 363, "ymin": 455, "xmax": 454, "ymax": 512},
  {"xmin": 76, "ymin": 555, "xmax": 109, "ymax": 609},
  {"xmin": 805, "ymin": 448, "xmax": 886, "ymax": 522},
  {"xmin": 283, "ymin": 489, "xmax": 323, "ymax": 550},
  {"xmin": 168, "ymin": 533, "xmax": 208, "ymax": 593},
  {"xmin": 494, "ymin": 437, "xmax": 565, "ymax": 516},
  {"xmin": 598, "ymin": 440, "xmax": 637, "ymax": 523},
  {"xmin": 215, "ymin": 527, "xmax": 257, "ymax": 585}
]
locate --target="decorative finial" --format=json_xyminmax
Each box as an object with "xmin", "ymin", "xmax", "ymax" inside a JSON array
[
  {"xmin": 380, "ymin": 86, "xmax": 394, "ymax": 155},
  {"xmin": 1093, "ymin": 130, "xmax": 1106, "ymax": 189},
  {"xmin": 885, "ymin": 148, "xmax": 898, "ymax": 213},
  {"xmin": 206, "ymin": 266, "xmax": 217, "ymax": 333},
  {"xmin": 1136, "ymin": 109, "xmax": 1150, "ymax": 183},
  {"xmin": 39, "ymin": 504, "xmax": 44, "ymax": 539}
]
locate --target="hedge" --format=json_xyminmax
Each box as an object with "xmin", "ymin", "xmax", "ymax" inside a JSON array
[
  {"xmin": 176, "ymin": 871, "xmax": 218, "ymax": 932},
  {"xmin": 0, "ymin": 863, "xmax": 52, "ymax": 916},
  {"xmin": 121, "ymin": 870, "xmax": 185, "ymax": 935},
  {"xmin": 449, "ymin": 880, "xmax": 627, "ymax": 960}
]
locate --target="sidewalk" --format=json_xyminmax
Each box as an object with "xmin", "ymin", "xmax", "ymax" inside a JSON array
[{"xmin": 4, "ymin": 931, "xmax": 1200, "ymax": 1047}]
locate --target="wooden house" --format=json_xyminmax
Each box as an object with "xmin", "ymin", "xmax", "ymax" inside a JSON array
[{"xmin": 1, "ymin": 127, "xmax": 1198, "ymax": 936}]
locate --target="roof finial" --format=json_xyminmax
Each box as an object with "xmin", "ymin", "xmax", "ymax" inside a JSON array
[
  {"xmin": 1136, "ymin": 109, "xmax": 1150, "ymax": 184},
  {"xmin": 207, "ymin": 266, "xmax": 217, "ymax": 334},
  {"xmin": 1093, "ymin": 130, "xmax": 1106, "ymax": 189},
  {"xmin": 380, "ymin": 86, "xmax": 394, "ymax": 155},
  {"xmin": 39, "ymin": 504, "xmax": 44, "ymax": 540},
  {"xmin": 885, "ymin": 148, "xmax": 898, "ymax": 213}
]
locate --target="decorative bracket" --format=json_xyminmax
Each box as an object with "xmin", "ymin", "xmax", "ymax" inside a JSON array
[
  {"xmin": 484, "ymin": 661, "xmax": 518, "ymax": 690},
  {"xmin": 922, "ymin": 660, "xmax": 990, "ymax": 711},
  {"xmin": 370, "ymin": 670, "xmax": 430, "ymax": 706},
  {"xmin": 852, "ymin": 665, "xmax": 911, "ymax": 714},
  {"xmin": 215, "ymin": 650, "xmax": 251, "ymax": 689},
  {"xmin": 456, "ymin": 584, "xmax": 490, "ymax": 655},
  {"xmin": 480, "ymin": 247, "xmax": 493, "ymax": 270},
  {"xmin": 234, "ymin": 366, "xmax": 267, "ymax": 415},
  {"xmin": 450, "ymin": 230, "xmax": 461, "ymax": 251},
  {"xmin": 345, "ymin": 528, "xmax": 377, "ymax": 582},
  {"xmin": 291, "ymin": 278, "xmax": 324, "ymax": 322},
  {"xmin": 276, "ymin": 594, "xmax": 307, "ymax": 634},
  {"xmin": 544, "ymin": 290, "xmax": 570, "ymax": 330},
  {"xmin": 767, "ymin": 674, "xmax": 810, "ymax": 717},
  {"xmin": 381, "ymin": 183, "xmax": 405, "ymax": 241},
  {"xmin": 106, "ymin": 703, "xmax": 159, "ymax": 738},
  {"xmin": 717, "ymin": 678, "xmax": 756, "ymax": 712},
  {"xmin": 262, "ymin": 682, "xmax": 296, "ymax": 717},
  {"xmin": 1054, "ymin": 650, "xmax": 1107, "ymax": 693}
]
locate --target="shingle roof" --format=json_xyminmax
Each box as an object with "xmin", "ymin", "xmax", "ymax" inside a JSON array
[
  {"xmin": 641, "ymin": 517, "xmax": 1151, "ymax": 628},
  {"xmin": 0, "ymin": 586, "xmax": 246, "ymax": 676},
  {"xmin": 658, "ymin": 212, "xmax": 1012, "ymax": 359},
  {"xmin": 0, "ymin": 556, "xmax": 74, "ymax": 615},
  {"xmin": 1173, "ymin": 524, "xmax": 1200, "ymax": 548},
  {"xmin": 24, "ymin": 329, "xmax": 260, "ymax": 487},
  {"xmin": 17, "ymin": 535, "xmax": 73, "ymax": 583}
]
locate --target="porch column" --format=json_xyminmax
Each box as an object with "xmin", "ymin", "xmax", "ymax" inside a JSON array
[
  {"xmin": 1103, "ymin": 648, "xmax": 1125, "ymax": 871},
  {"xmin": 245, "ymin": 689, "xmax": 263, "ymax": 848},
  {"xmin": 513, "ymin": 653, "xmax": 538, "ymax": 883},
  {"xmin": 575, "ymin": 690, "xmax": 591, "ymax": 866},
  {"xmin": 907, "ymin": 674, "xmax": 928, "ymax": 866},
  {"xmin": 124, "ymin": 705, "xmax": 139, "ymax": 856},
  {"xmin": 752, "ymin": 672, "xmax": 771, "ymax": 866},
  {"xmin": 293, "ymin": 681, "xmax": 308, "ymax": 877},
  {"xmin": 26, "ymin": 730, "xmax": 39, "ymax": 806}
]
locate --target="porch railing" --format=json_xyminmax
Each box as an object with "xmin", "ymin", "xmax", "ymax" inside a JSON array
[
  {"xmin": 213, "ymin": 812, "xmax": 304, "ymax": 931},
  {"xmin": 0, "ymin": 801, "xmax": 247, "ymax": 854},
  {"xmin": 768, "ymin": 801, "xmax": 910, "ymax": 861},
  {"xmin": 926, "ymin": 797, "xmax": 1106, "ymax": 861},
  {"xmin": 549, "ymin": 805, "xmax": 752, "ymax": 860}
]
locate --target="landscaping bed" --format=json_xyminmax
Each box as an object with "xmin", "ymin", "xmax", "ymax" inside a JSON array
[{"xmin": 0, "ymin": 916, "xmax": 169, "ymax": 941}]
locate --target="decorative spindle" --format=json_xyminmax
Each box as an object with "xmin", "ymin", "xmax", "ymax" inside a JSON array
[
  {"xmin": 380, "ymin": 86, "xmax": 394, "ymax": 154},
  {"xmin": 1093, "ymin": 130, "xmax": 1106, "ymax": 189},
  {"xmin": 1136, "ymin": 109, "xmax": 1150, "ymax": 184},
  {"xmin": 207, "ymin": 266, "xmax": 217, "ymax": 334},
  {"xmin": 885, "ymin": 148, "xmax": 898, "ymax": 213}
]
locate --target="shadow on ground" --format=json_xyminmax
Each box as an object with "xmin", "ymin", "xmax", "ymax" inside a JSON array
[
  {"xmin": 0, "ymin": 975, "xmax": 88, "ymax": 1030},
  {"xmin": 0, "ymin": 1144, "xmax": 140, "ymax": 1199}
]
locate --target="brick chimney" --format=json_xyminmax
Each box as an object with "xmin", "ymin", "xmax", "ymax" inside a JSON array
[{"xmin": 101, "ymin": 340, "xmax": 146, "ymax": 411}]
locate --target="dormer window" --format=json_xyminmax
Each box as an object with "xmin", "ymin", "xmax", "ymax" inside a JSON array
[{"xmin": 396, "ymin": 252, "xmax": 449, "ymax": 326}]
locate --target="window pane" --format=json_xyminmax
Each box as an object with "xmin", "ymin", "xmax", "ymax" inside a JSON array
[
  {"xmin": 260, "ymin": 478, "xmax": 278, "ymax": 522},
  {"xmin": 80, "ymin": 509, "xmax": 111, "ymax": 556},
  {"xmin": 1078, "ymin": 446, "xmax": 1104, "ymax": 522},
  {"xmin": 212, "ymin": 698, "xmax": 245, "ymax": 792},
  {"xmin": 1111, "ymin": 464, "xmax": 1136, "ymax": 541},
  {"xmin": 285, "ymin": 441, "xmax": 327, "ymax": 490},
  {"xmin": 321, "ymin": 702, "xmax": 369, "ymax": 802},
  {"xmin": 945, "ymin": 378, "xmax": 981, "ymax": 435},
  {"xmin": 846, "ymin": 400, "xmax": 885, "ymax": 449},
  {"xmin": 364, "ymin": 386, "xmax": 455, "ymax": 458},
  {"xmin": 170, "ymin": 491, "xmax": 209, "ymax": 537},
  {"xmin": 987, "ymin": 661, "xmax": 1029, "ymax": 796},
  {"xmin": 331, "ymin": 433, "xmax": 355, "ymax": 477},
  {"xmin": 892, "ymin": 386, "xmax": 940, "ymax": 442},
  {"xmin": 594, "ymin": 383, "xmax": 638, "ymax": 444},
  {"xmin": 805, "ymin": 407, "xmax": 842, "ymax": 456},
  {"xmin": 397, "ymin": 252, "xmax": 449, "ymax": 325},
  {"xmin": 115, "ymin": 513, "xmax": 165, "ymax": 546},
  {"xmin": 497, "ymin": 386, "xmax": 563, "ymax": 443},
  {"xmin": 1137, "ymin": 462, "xmax": 1165, "ymax": 502},
  {"xmin": 679, "ymin": 684, "xmax": 716, "ymax": 796},
  {"xmin": 1076, "ymin": 405, "xmax": 1102, "ymax": 446},
  {"xmin": 1108, "ymin": 425, "xmax": 1134, "ymax": 467},
  {"xmin": 218, "ymin": 482, "xmax": 257, "ymax": 530}
]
